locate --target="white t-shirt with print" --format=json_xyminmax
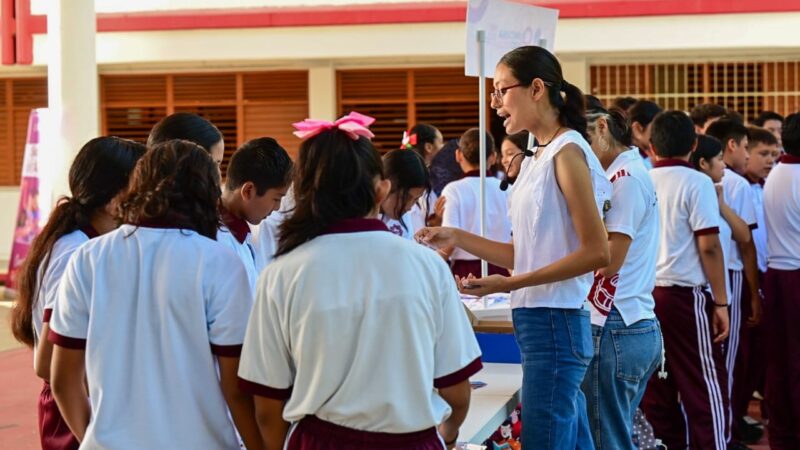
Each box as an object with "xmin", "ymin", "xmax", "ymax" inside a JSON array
[
  {"xmin": 381, "ymin": 212, "xmax": 415, "ymax": 240},
  {"xmin": 587, "ymin": 150, "xmax": 658, "ymax": 326}
]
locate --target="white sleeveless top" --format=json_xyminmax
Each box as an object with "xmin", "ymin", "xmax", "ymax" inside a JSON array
[{"xmin": 509, "ymin": 130, "xmax": 612, "ymax": 310}]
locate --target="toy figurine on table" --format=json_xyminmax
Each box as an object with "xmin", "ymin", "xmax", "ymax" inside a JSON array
[{"xmin": 483, "ymin": 403, "xmax": 522, "ymax": 449}]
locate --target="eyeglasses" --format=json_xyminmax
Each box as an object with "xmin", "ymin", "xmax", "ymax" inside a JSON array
[
  {"xmin": 491, "ymin": 80, "xmax": 554, "ymax": 103},
  {"xmin": 491, "ymin": 84, "xmax": 523, "ymax": 102}
]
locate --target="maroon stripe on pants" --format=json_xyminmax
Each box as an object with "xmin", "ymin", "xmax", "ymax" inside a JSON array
[
  {"xmin": 764, "ymin": 268, "xmax": 800, "ymax": 450},
  {"xmin": 727, "ymin": 270, "xmax": 756, "ymax": 442},
  {"xmin": 641, "ymin": 285, "xmax": 730, "ymax": 450},
  {"xmin": 450, "ymin": 259, "xmax": 509, "ymax": 279},
  {"xmin": 286, "ymin": 416, "xmax": 444, "ymax": 450},
  {"xmin": 38, "ymin": 382, "xmax": 80, "ymax": 450}
]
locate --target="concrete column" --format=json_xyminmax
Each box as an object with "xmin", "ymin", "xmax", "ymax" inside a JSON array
[
  {"xmin": 560, "ymin": 57, "xmax": 589, "ymax": 93},
  {"xmin": 308, "ymin": 64, "xmax": 337, "ymax": 121},
  {"xmin": 45, "ymin": 0, "xmax": 98, "ymax": 201}
]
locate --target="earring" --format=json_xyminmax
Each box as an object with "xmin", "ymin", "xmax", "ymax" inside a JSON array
[{"xmin": 600, "ymin": 136, "xmax": 610, "ymax": 152}]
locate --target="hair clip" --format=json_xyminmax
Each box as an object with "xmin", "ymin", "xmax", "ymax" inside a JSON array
[{"xmin": 401, "ymin": 131, "xmax": 418, "ymax": 149}]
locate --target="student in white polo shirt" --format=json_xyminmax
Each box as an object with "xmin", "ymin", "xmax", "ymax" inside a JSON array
[
  {"xmin": 705, "ymin": 119, "xmax": 765, "ymax": 445},
  {"xmin": 10, "ymin": 137, "xmax": 145, "ymax": 450},
  {"xmin": 48, "ymin": 140, "xmax": 263, "ymax": 450},
  {"xmin": 218, "ymin": 137, "xmax": 293, "ymax": 287},
  {"xmin": 763, "ymin": 113, "xmax": 800, "ymax": 449},
  {"xmin": 379, "ymin": 149, "xmax": 430, "ymax": 240},
  {"xmin": 405, "ymin": 124, "xmax": 446, "ymax": 231},
  {"xmin": 744, "ymin": 127, "xmax": 779, "ymax": 274},
  {"xmin": 579, "ymin": 106, "xmax": 662, "ymax": 450},
  {"xmin": 238, "ymin": 114, "xmax": 481, "ymax": 450},
  {"xmin": 441, "ymin": 128, "xmax": 511, "ymax": 278},
  {"xmin": 640, "ymin": 111, "xmax": 731, "ymax": 450},
  {"xmin": 741, "ymin": 127, "xmax": 779, "ymax": 436},
  {"xmin": 417, "ymin": 46, "xmax": 611, "ymax": 449},
  {"xmin": 147, "ymin": 112, "xmax": 225, "ymax": 172}
]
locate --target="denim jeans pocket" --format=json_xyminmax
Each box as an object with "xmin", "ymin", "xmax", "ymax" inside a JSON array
[
  {"xmin": 565, "ymin": 309, "xmax": 593, "ymax": 366},
  {"xmin": 611, "ymin": 320, "xmax": 661, "ymax": 383}
]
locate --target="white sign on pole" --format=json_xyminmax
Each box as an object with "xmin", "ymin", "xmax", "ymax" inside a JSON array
[{"xmin": 465, "ymin": 0, "xmax": 559, "ymax": 77}]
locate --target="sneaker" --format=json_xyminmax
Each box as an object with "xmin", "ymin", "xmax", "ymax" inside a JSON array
[{"xmin": 737, "ymin": 417, "xmax": 764, "ymax": 444}]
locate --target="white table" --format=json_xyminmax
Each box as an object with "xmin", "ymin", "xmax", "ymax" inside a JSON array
[{"xmin": 460, "ymin": 363, "xmax": 522, "ymax": 444}]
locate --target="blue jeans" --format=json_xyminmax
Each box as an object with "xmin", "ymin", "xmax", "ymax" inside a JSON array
[
  {"xmin": 580, "ymin": 307, "xmax": 662, "ymax": 450},
  {"xmin": 513, "ymin": 307, "xmax": 594, "ymax": 450}
]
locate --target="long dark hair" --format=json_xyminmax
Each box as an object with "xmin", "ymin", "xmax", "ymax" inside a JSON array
[
  {"xmin": 117, "ymin": 140, "xmax": 222, "ymax": 239},
  {"xmin": 499, "ymin": 46, "xmax": 587, "ymax": 139},
  {"xmin": 11, "ymin": 137, "xmax": 146, "ymax": 347},
  {"xmin": 382, "ymin": 149, "xmax": 430, "ymax": 228},
  {"xmin": 408, "ymin": 123, "xmax": 440, "ymax": 162},
  {"xmin": 276, "ymin": 130, "xmax": 383, "ymax": 257},
  {"xmin": 147, "ymin": 112, "xmax": 222, "ymax": 152}
]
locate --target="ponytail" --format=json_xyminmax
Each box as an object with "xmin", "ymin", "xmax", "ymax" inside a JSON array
[
  {"xmin": 555, "ymin": 81, "xmax": 588, "ymax": 140},
  {"xmin": 11, "ymin": 136, "xmax": 145, "ymax": 348},
  {"xmin": 499, "ymin": 46, "xmax": 588, "ymax": 139},
  {"xmin": 11, "ymin": 199, "xmax": 92, "ymax": 347}
]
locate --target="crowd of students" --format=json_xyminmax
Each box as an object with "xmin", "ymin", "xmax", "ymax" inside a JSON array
[{"xmin": 7, "ymin": 44, "xmax": 800, "ymax": 450}]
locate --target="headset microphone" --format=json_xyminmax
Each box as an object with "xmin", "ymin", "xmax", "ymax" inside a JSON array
[{"xmin": 499, "ymin": 150, "xmax": 533, "ymax": 191}]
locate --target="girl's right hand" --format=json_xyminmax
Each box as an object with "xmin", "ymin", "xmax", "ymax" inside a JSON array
[{"xmin": 415, "ymin": 227, "xmax": 458, "ymax": 249}]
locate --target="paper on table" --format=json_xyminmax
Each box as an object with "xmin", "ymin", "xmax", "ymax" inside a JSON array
[{"xmin": 461, "ymin": 293, "xmax": 511, "ymax": 321}]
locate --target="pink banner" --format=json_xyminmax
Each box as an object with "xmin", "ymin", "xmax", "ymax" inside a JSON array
[{"xmin": 6, "ymin": 110, "xmax": 41, "ymax": 290}]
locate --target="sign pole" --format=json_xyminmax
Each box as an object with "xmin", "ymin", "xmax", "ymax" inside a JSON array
[{"xmin": 477, "ymin": 29, "xmax": 488, "ymax": 278}]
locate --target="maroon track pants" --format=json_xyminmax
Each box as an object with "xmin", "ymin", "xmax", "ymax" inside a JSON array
[
  {"xmin": 641, "ymin": 285, "xmax": 730, "ymax": 450},
  {"xmin": 764, "ymin": 268, "xmax": 800, "ymax": 450}
]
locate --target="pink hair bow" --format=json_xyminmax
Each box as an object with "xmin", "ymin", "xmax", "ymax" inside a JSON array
[{"xmin": 292, "ymin": 111, "xmax": 376, "ymax": 141}]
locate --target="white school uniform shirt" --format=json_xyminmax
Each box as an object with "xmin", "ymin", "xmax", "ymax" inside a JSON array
[
  {"xmin": 380, "ymin": 212, "xmax": 415, "ymax": 240},
  {"xmin": 650, "ymin": 159, "xmax": 721, "ymax": 287},
  {"xmin": 717, "ymin": 193, "xmax": 733, "ymax": 303},
  {"xmin": 32, "ymin": 227, "xmax": 96, "ymax": 359},
  {"xmin": 749, "ymin": 182, "xmax": 768, "ymax": 272},
  {"xmin": 588, "ymin": 150, "xmax": 658, "ymax": 326},
  {"xmin": 48, "ymin": 223, "xmax": 253, "ymax": 450},
  {"xmin": 721, "ymin": 168, "xmax": 758, "ymax": 271},
  {"xmin": 441, "ymin": 170, "xmax": 511, "ymax": 260},
  {"xmin": 252, "ymin": 187, "xmax": 296, "ymax": 268},
  {"xmin": 764, "ymin": 155, "xmax": 800, "ymax": 270},
  {"xmin": 218, "ymin": 207, "xmax": 258, "ymax": 290},
  {"xmin": 408, "ymin": 190, "xmax": 438, "ymax": 232},
  {"xmin": 238, "ymin": 218, "xmax": 482, "ymax": 433},
  {"xmin": 637, "ymin": 147, "xmax": 654, "ymax": 169},
  {"xmin": 510, "ymin": 130, "xmax": 612, "ymax": 309}
]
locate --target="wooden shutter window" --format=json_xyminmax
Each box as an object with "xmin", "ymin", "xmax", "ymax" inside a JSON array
[
  {"xmin": 338, "ymin": 67, "xmax": 488, "ymax": 154},
  {"xmin": 241, "ymin": 71, "xmax": 309, "ymax": 161},
  {"xmin": 0, "ymin": 78, "xmax": 47, "ymax": 186},
  {"xmin": 103, "ymin": 75, "xmax": 167, "ymax": 104},
  {"xmin": 173, "ymin": 74, "xmax": 236, "ymax": 103},
  {"xmin": 101, "ymin": 71, "xmax": 309, "ymax": 170}
]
